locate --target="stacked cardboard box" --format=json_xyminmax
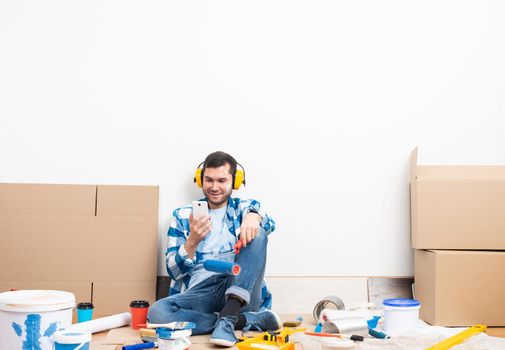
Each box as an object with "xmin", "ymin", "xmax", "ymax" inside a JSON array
[
  {"xmin": 410, "ymin": 148, "xmax": 505, "ymax": 326},
  {"xmin": 0, "ymin": 183, "xmax": 159, "ymax": 317}
]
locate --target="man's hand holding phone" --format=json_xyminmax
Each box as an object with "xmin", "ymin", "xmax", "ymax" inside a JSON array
[{"xmin": 185, "ymin": 201, "xmax": 211, "ymax": 258}]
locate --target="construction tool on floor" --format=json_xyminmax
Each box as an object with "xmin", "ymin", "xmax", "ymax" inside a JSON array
[
  {"xmin": 368, "ymin": 327, "xmax": 389, "ymax": 339},
  {"xmin": 283, "ymin": 316, "xmax": 303, "ymax": 327},
  {"xmin": 137, "ymin": 321, "xmax": 195, "ymax": 330},
  {"xmin": 139, "ymin": 328, "xmax": 157, "ymax": 342},
  {"xmin": 122, "ymin": 342, "xmax": 157, "ymax": 350},
  {"xmin": 426, "ymin": 324, "xmax": 487, "ymax": 350},
  {"xmin": 237, "ymin": 327, "xmax": 306, "ymax": 350},
  {"xmin": 300, "ymin": 331, "xmax": 363, "ymax": 349},
  {"xmin": 304, "ymin": 332, "xmax": 364, "ymax": 342}
]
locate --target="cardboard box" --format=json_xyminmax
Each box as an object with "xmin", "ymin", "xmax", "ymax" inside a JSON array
[
  {"xmin": 410, "ymin": 147, "xmax": 505, "ymax": 249},
  {"xmin": 0, "ymin": 183, "xmax": 158, "ymax": 317},
  {"xmin": 415, "ymin": 249, "xmax": 505, "ymax": 326}
]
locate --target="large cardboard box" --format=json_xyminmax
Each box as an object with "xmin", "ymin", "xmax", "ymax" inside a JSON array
[
  {"xmin": 410, "ymin": 147, "xmax": 505, "ymax": 249},
  {"xmin": 0, "ymin": 183, "xmax": 159, "ymax": 317},
  {"xmin": 415, "ymin": 249, "xmax": 505, "ymax": 326}
]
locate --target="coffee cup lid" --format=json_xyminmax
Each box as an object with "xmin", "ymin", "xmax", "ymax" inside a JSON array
[
  {"xmin": 76, "ymin": 302, "xmax": 94, "ymax": 309},
  {"xmin": 130, "ymin": 300, "xmax": 149, "ymax": 308}
]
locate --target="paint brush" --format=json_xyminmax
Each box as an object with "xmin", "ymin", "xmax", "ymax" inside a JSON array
[{"xmin": 137, "ymin": 321, "xmax": 196, "ymax": 329}]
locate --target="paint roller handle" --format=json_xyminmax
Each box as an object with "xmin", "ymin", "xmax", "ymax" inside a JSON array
[
  {"xmin": 122, "ymin": 342, "xmax": 156, "ymax": 350},
  {"xmin": 234, "ymin": 241, "xmax": 243, "ymax": 254}
]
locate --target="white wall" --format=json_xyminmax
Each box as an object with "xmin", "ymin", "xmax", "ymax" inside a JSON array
[{"xmin": 1, "ymin": 1, "xmax": 504, "ymax": 277}]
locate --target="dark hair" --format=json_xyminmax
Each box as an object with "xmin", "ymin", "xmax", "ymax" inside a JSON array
[{"xmin": 202, "ymin": 151, "xmax": 238, "ymax": 179}]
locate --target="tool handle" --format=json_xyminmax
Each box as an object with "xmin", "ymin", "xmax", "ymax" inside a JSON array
[
  {"xmin": 369, "ymin": 328, "xmax": 390, "ymax": 339},
  {"xmin": 234, "ymin": 241, "xmax": 243, "ymax": 254},
  {"xmin": 349, "ymin": 335, "xmax": 364, "ymax": 342},
  {"xmin": 122, "ymin": 342, "xmax": 156, "ymax": 350}
]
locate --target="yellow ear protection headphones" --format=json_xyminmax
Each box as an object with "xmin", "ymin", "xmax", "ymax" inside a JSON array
[{"xmin": 194, "ymin": 162, "xmax": 246, "ymax": 190}]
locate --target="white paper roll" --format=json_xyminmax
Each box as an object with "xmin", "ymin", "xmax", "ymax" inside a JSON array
[{"xmin": 69, "ymin": 312, "xmax": 131, "ymax": 334}]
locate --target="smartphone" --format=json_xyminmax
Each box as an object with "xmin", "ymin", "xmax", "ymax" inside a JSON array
[{"xmin": 192, "ymin": 200, "xmax": 209, "ymax": 219}]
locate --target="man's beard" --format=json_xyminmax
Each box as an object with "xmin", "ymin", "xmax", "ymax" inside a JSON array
[{"xmin": 205, "ymin": 190, "xmax": 231, "ymax": 207}]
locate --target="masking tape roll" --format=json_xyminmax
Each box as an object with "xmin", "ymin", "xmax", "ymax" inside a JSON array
[{"xmin": 313, "ymin": 296, "xmax": 345, "ymax": 322}]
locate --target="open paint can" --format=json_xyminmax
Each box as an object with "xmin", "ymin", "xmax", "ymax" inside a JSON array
[
  {"xmin": 53, "ymin": 330, "xmax": 91, "ymax": 350},
  {"xmin": 0, "ymin": 290, "xmax": 75, "ymax": 350},
  {"xmin": 382, "ymin": 298, "xmax": 421, "ymax": 333}
]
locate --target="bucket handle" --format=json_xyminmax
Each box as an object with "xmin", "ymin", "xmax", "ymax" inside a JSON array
[{"xmin": 74, "ymin": 342, "xmax": 87, "ymax": 350}]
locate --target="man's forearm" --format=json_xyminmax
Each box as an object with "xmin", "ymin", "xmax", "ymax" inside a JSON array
[{"xmin": 184, "ymin": 238, "xmax": 199, "ymax": 259}]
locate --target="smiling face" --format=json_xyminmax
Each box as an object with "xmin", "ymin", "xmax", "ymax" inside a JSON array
[{"xmin": 202, "ymin": 163, "xmax": 233, "ymax": 209}]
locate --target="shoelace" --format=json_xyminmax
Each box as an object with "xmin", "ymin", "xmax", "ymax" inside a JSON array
[
  {"xmin": 215, "ymin": 317, "xmax": 239, "ymax": 342},
  {"xmin": 242, "ymin": 321, "xmax": 262, "ymax": 332},
  {"xmin": 220, "ymin": 318, "xmax": 235, "ymax": 333}
]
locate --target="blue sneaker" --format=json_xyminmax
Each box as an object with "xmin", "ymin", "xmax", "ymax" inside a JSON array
[
  {"xmin": 210, "ymin": 316, "xmax": 238, "ymax": 347},
  {"xmin": 243, "ymin": 310, "xmax": 282, "ymax": 331}
]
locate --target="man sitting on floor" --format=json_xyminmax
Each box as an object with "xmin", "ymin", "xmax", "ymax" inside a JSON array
[{"xmin": 148, "ymin": 151, "xmax": 280, "ymax": 347}]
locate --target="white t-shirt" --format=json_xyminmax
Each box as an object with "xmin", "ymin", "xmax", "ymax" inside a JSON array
[{"xmin": 187, "ymin": 206, "xmax": 237, "ymax": 290}]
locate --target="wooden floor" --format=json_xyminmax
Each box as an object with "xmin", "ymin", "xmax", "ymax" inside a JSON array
[
  {"xmin": 486, "ymin": 328, "xmax": 505, "ymax": 338},
  {"xmin": 90, "ymin": 317, "xmax": 505, "ymax": 349},
  {"xmin": 89, "ymin": 276, "xmax": 505, "ymax": 348}
]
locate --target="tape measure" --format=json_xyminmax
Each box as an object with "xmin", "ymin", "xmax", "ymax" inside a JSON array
[{"xmin": 313, "ymin": 296, "xmax": 345, "ymax": 322}]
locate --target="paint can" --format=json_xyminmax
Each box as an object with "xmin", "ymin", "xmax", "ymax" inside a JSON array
[
  {"xmin": 382, "ymin": 298, "xmax": 421, "ymax": 333},
  {"xmin": 53, "ymin": 330, "xmax": 91, "ymax": 350},
  {"xmin": 321, "ymin": 317, "xmax": 369, "ymax": 337},
  {"xmin": 156, "ymin": 328, "xmax": 192, "ymax": 350},
  {"xmin": 0, "ymin": 289, "xmax": 75, "ymax": 350}
]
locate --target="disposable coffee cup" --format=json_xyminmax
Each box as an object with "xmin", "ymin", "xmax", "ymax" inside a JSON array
[
  {"xmin": 76, "ymin": 302, "xmax": 94, "ymax": 323},
  {"xmin": 130, "ymin": 300, "xmax": 150, "ymax": 330}
]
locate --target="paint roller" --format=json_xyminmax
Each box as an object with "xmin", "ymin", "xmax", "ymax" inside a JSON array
[{"xmin": 203, "ymin": 259, "xmax": 241, "ymax": 275}]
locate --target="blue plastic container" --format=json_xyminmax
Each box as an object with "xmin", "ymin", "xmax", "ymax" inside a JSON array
[{"xmin": 53, "ymin": 330, "xmax": 91, "ymax": 350}]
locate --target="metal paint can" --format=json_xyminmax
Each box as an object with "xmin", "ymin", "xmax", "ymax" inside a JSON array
[
  {"xmin": 313, "ymin": 296, "xmax": 346, "ymax": 322},
  {"xmin": 322, "ymin": 317, "xmax": 369, "ymax": 337}
]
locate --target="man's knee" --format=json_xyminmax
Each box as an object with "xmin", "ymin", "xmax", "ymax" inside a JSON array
[
  {"xmin": 251, "ymin": 227, "xmax": 268, "ymax": 247},
  {"xmin": 147, "ymin": 297, "xmax": 177, "ymax": 323}
]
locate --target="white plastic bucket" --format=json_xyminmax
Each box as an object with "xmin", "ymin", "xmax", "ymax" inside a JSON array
[
  {"xmin": 382, "ymin": 298, "xmax": 421, "ymax": 333},
  {"xmin": 157, "ymin": 329, "xmax": 192, "ymax": 350},
  {"xmin": 53, "ymin": 330, "xmax": 91, "ymax": 350},
  {"xmin": 0, "ymin": 290, "xmax": 75, "ymax": 350}
]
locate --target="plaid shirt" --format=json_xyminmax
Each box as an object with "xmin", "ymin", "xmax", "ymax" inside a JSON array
[{"xmin": 166, "ymin": 197, "xmax": 276, "ymax": 309}]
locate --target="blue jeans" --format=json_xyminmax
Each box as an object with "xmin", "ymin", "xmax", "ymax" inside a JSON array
[{"xmin": 148, "ymin": 228, "xmax": 268, "ymax": 335}]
